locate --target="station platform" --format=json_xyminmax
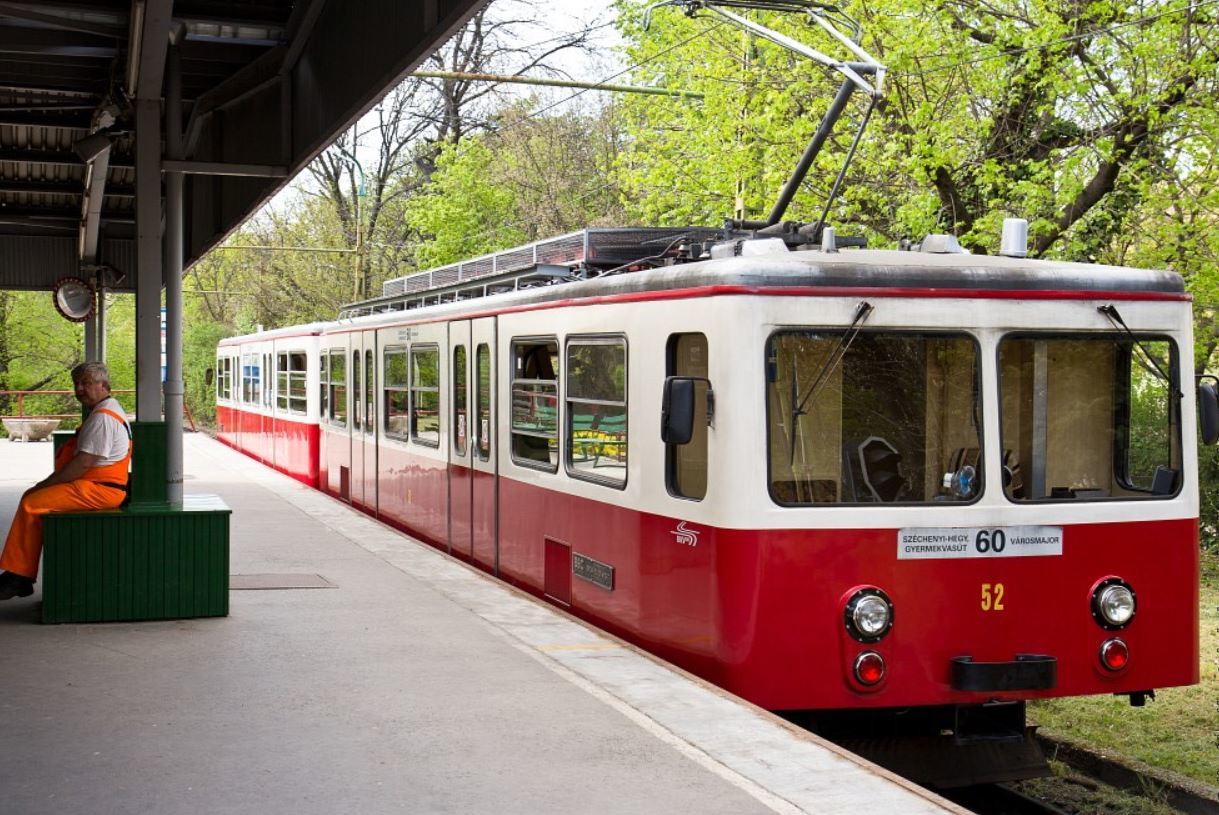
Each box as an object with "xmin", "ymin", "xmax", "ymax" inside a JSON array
[{"xmin": 0, "ymin": 434, "xmax": 964, "ymax": 815}]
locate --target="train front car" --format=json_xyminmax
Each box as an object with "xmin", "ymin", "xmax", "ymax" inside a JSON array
[
  {"xmin": 215, "ymin": 325, "xmax": 324, "ymax": 488},
  {"xmin": 689, "ymin": 244, "xmax": 1200, "ymax": 784}
]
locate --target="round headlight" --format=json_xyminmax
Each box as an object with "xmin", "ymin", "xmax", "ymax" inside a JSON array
[
  {"xmin": 1092, "ymin": 579, "xmax": 1136, "ymax": 629},
  {"xmin": 845, "ymin": 588, "xmax": 893, "ymax": 642}
]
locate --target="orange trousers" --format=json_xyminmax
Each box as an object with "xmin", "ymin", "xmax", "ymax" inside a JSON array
[{"xmin": 0, "ymin": 480, "xmax": 125, "ymax": 579}]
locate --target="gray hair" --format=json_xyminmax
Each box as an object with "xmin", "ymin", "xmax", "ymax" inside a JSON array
[{"xmin": 71, "ymin": 361, "xmax": 111, "ymax": 388}]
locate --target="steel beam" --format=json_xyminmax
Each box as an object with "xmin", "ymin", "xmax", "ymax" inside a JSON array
[
  {"xmin": 161, "ymin": 160, "xmax": 287, "ymax": 177},
  {"xmin": 78, "ymin": 141, "xmax": 110, "ymax": 264},
  {"xmin": 131, "ymin": 0, "xmax": 172, "ymax": 101},
  {"xmin": 0, "ymin": 146, "xmax": 133, "ymax": 168},
  {"xmin": 0, "ymin": 3, "xmax": 128, "ymax": 39},
  {"xmin": 134, "ymin": 97, "xmax": 161, "ymax": 420},
  {"xmin": 164, "ymin": 42, "xmax": 183, "ymax": 504}
]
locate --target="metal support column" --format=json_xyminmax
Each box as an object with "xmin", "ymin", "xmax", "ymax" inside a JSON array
[
  {"xmin": 96, "ymin": 279, "xmax": 106, "ymax": 364},
  {"xmin": 84, "ymin": 313, "xmax": 97, "ymax": 360},
  {"xmin": 135, "ymin": 97, "xmax": 162, "ymax": 420},
  {"xmin": 165, "ymin": 43, "xmax": 184, "ymax": 504}
]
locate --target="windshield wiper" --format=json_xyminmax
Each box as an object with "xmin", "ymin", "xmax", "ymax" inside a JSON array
[
  {"xmin": 789, "ymin": 300, "xmax": 873, "ymax": 464},
  {"xmin": 1098, "ymin": 305, "xmax": 1182, "ymax": 399}
]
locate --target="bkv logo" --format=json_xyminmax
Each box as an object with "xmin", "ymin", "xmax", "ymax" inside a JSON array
[{"xmin": 671, "ymin": 521, "xmax": 700, "ymax": 547}]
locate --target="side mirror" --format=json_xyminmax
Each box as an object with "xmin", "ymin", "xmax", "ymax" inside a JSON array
[
  {"xmin": 661, "ymin": 376, "xmax": 714, "ymax": 445},
  {"xmin": 205, "ymin": 368, "xmax": 215, "ymax": 387},
  {"xmin": 661, "ymin": 377, "xmax": 695, "ymax": 445},
  {"xmin": 1199, "ymin": 378, "xmax": 1219, "ymax": 445}
]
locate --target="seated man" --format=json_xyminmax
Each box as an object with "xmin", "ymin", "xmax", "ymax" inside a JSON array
[{"xmin": 0, "ymin": 362, "xmax": 132, "ymax": 600}]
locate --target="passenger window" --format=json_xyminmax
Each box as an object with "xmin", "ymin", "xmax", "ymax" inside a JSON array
[
  {"xmin": 454, "ymin": 345, "xmax": 468, "ymax": 456},
  {"xmin": 287, "ymin": 352, "xmax": 307, "ymax": 414},
  {"xmin": 352, "ymin": 350, "xmax": 361, "ymax": 431},
  {"xmin": 511, "ymin": 339, "xmax": 559, "ymax": 470},
  {"xmin": 216, "ymin": 356, "xmax": 232, "ymax": 401},
  {"xmin": 364, "ymin": 349, "xmax": 375, "ymax": 435},
  {"xmin": 383, "ymin": 347, "xmax": 408, "ymax": 440},
  {"xmin": 476, "ymin": 343, "xmax": 491, "ymax": 461},
  {"xmin": 667, "ymin": 333, "xmax": 708, "ymax": 500},
  {"xmin": 320, "ymin": 351, "xmax": 329, "ymax": 420},
  {"xmin": 264, "ymin": 353, "xmax": 273, "ymax": 408},
  {"xmin": 330, "ymin": 351, "xmax": 347, "ymax": 427},
  {"xmin": 567, "ymin": 337, "xmax": 626, "ymax": 487},
  {"xmin": 411, "ymin": 345, "xmax": 440, "ymax": 446}
]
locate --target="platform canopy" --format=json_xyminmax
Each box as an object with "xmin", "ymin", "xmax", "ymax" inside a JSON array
[{"xmin": 0, "ymin": 0, "xmax": 486, "ymax": 293}]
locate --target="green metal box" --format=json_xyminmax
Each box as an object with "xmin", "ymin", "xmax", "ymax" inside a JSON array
[{"xmin": 41, "ymin": 494, "xmax": 231, "ymax": 624}]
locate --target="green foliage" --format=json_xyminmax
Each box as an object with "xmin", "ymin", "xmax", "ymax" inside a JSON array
[
  {"xmin": 406, "ymin": 138, "xmax": 527, "ymax": 268},
  {"xmin": 406, "ymin": 103, "xmax": 626, "ymax": 267}
]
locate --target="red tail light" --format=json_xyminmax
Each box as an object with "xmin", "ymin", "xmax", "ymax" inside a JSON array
[
  {"xmin": 1100, "ymin": 638, "xmax": 1129, "ymax": 671},
  {"xmin": 854, "ymin": 651, "xmax": 886, "ymax": 685}
]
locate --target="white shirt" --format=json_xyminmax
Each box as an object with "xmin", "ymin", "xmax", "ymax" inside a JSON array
[{"xmin": 75, "ymin": 396, "xmax": 131, "ymax": 466}]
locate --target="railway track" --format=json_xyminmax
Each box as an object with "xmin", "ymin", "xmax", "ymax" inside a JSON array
[{"xmin": 946, "ymin": 734, "xmax": 1219, "ymax": 815}]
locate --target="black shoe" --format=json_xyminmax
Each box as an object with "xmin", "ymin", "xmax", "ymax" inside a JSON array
[{"xmin": 0, "ymin": 570, "xmax": 34, "ymax": 600}]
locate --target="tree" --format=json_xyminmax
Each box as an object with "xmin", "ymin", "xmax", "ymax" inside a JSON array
[
  {"xmin": 612, "ymin": 0, "xmax": 1219, "ymax": 257},
  {"xmin": 405, "ymin": 103, "xmax": 626, "ymax": 269},
  {"xmin": 303, "ymin": 1, "xmax": 606, "ymax": 301}
]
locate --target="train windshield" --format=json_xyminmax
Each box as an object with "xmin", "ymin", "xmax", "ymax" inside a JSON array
[
  {"xmin": 999, "ymin": 335, "xmax": 1181, "ymax": 501},
  {"xmin": 766, "ymin": 332, "xmax": 981, "ymax": 505}
]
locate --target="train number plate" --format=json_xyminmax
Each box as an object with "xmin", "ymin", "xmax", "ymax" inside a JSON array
[
  {"xmin": 573, "ymin": 553, "xmax": 615, "ymax": 591},
  {"xmin": 897, "ymin": 526, "xmax": 1063, "ymax": 560}
]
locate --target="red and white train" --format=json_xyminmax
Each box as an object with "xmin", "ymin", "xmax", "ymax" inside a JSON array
[{"xmin": 218, "ymin": 226, "xmax": 1211, "ymax": 782}]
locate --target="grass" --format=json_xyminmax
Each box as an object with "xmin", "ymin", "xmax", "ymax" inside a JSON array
[
  {"xmin": 1028, "ymin": 550, "xmax": 1219, "ymax": 788},
  {"xmin": 1015, "ymin": 760, "xmax": 1183, "ymax": 815}
]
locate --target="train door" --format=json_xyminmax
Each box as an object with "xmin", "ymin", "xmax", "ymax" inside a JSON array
[
  {"xmin": 350, "ymin": 331, "xmax": 377, "ymax": 513},
  {"xmin": 361, "ymin": 330, "xmax": 378, "ymax": 516},
  {"xmin": 449, "ymin": 321, "xmax": 473, "ymax": 559},
  {"xmin": 471, "ymin": 317, "xmax": 497, "ymax": 573}
]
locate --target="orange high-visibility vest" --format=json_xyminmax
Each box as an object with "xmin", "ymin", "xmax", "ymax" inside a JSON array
[{"xmin": 54, "ymin": 406, "xmax": 132, "ymax": 485}]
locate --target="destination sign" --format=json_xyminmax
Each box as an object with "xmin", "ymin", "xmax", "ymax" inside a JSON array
[{"xmin": 898, "ymin": 526, "xmax": 1063, "ymax": 560}]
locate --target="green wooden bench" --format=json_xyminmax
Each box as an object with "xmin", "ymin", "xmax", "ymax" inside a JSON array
[
  {"xmin": 41, "ymin": 495, "xmax": 231, "ymax": 624},
  {"xmin": 40, "ymin": 421, "xmax": 231, "ymax": 624}
]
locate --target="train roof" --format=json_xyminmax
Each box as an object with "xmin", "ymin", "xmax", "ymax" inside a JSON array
[
  {"xmin": 325, "ymin": 243, "xmax": 1186, "ymax": 332},
  {"xmin": 218, "ymin": 321, "xmax": 329, "ymax": 347}
]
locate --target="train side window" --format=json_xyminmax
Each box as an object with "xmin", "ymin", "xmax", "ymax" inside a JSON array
[
  {"xmin": 476, "ymin": 343, "xmax": 491, "ymax": 461},
  {"xmin": 352, "ymin": 350, "xmax": 361, "ymax": 431},
  {"xmin": 364, "ymin": 349, "xmax": 375, "ymax": 435},
  {"xmin": 411, "ymin": 345, "xmax": 440, "ymax": 447},
  {"xmin": 510, "ymin": 338, "xmax": 559, "ymax": 471},
  {"xmin": 287, "ymin": 351, "xmax": 308, "ymax": 414},
  {"xmin": 454, "ymin": 345, "xmax": 468, "ymax": 456},
  {"xmin": 566, "ymin": 337, "xmax": 627, "ymax": 488},
  {"xmin": 241, "ymin": 354, "xmax": 256, "ymax": 404},
  {"xmin": 276, "ymin": 352, "xmax": 289, "ymax": 412},
  {"xmin": 330, "ymin": 351, "xmax": 347, "ymax": 427},
  {"xmin": 216, "ymin": 355, "xmax": 232, "ymax": 401},
  {"xmin": 666, "ymin": 333, "xmax": 708, "ymax": 500},
  {"xmin": 264, "ymin": 353, "xmax": 273, "ymax": 408},
  {"xmin": 384, "ymin": 346, "xmax": 409, "ymax": 440},
  {"xmin": 320, "ymin": 350, "xmax": 330, "ymax": 420}
]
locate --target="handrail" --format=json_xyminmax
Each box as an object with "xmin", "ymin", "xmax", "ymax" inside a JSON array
[{"xmin": 0, "ymin": 389, "xmax": 136, "ymax": 420}]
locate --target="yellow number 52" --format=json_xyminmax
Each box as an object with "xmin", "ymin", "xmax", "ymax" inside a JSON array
[{"xmin": 981, "ymin": 583, "xmax": 1006, "ymax": 611}]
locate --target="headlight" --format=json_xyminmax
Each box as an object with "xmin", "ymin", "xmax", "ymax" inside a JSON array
[
  {"xmin": 1092, "ymin": 579, "xmax": 1136, "ymax": 629},
  {"xmin": 845, "ymin": 588, "xmax": 893, "ymax": 642}
]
